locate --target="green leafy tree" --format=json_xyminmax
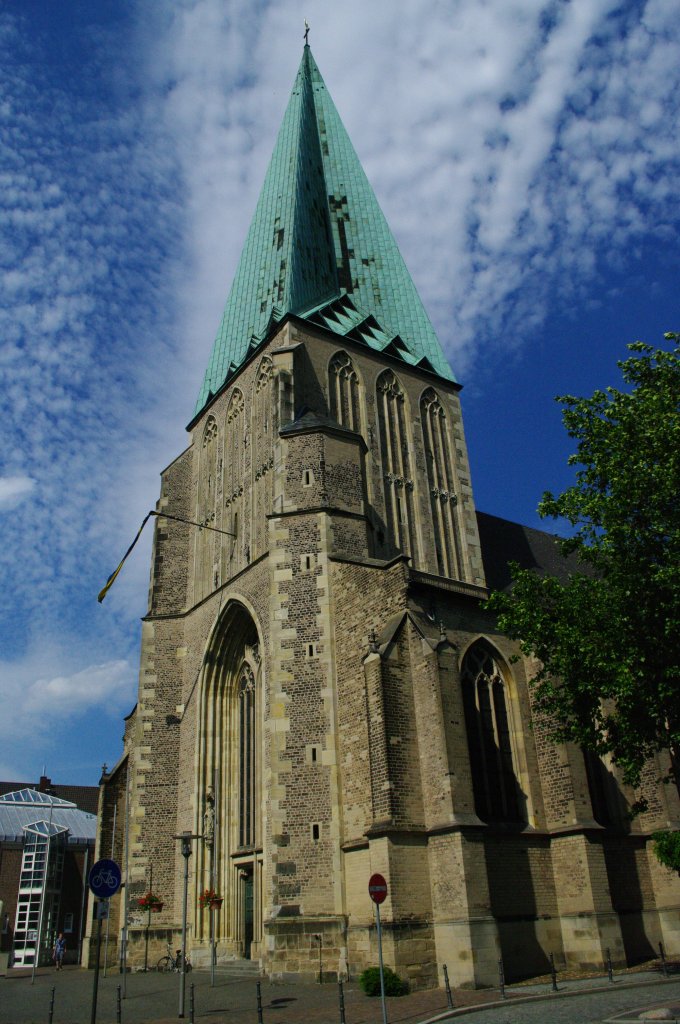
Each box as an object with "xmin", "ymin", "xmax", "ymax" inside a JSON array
[{"xmin": 487, "ymin": 334, "xmax": 680, "ymax": 820}]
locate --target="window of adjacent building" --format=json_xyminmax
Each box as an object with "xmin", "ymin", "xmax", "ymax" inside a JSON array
[
  {"xmin": 420, "ymin": 388, "xmax": 461, "ymax": 579},
  {"xmin": 376, "ymin": 369, "xmax": 417, "ymax": 561},
  {"xmin": 461, "ymin": 642, "xmax": 523, "ymax": 823},
  {"xmin": 329, "ymin": 351, "xmax": 361, "ymax": 431},
  {"xmin": 13, "ymin": 828, "xmax": 67, "ymax": 967},
  {"xmin": 63, "ymin": 912, "xmax": 74, "ymax": 934}
]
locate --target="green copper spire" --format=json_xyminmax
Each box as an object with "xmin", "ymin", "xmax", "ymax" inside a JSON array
[{"xmin": 195, "ymin": 47, "xmax": 455, "ymax": 414}]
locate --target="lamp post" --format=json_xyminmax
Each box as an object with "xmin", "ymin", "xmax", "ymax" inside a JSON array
[{"xmin": 174, "ymin": 832, "xmax": 201, "ymax": 1019}]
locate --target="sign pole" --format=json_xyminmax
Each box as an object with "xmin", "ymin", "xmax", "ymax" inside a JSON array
[
  {"xmin": 368, "ymin": 873, "xmax": 389, "ymax": 1024},
  {"xmin": 375, "ymin": 902, "xmax": 388, "ymax": 1024},
  {"xmin": 87, "ymin": 858, "xmax": 122, "ymax": 1024},
  {"xmin": 90, "ymin": 902, "xmax": 107, "ymax": 1024}
]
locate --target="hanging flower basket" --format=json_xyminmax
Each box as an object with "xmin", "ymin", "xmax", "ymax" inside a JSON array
[
  {"xmin": 138, "ymin": 891, "xmax": 163, "ymax": 912},
  {"xmin": 198, "ymin": 888, "xmax": 222, "ymax": 909}
]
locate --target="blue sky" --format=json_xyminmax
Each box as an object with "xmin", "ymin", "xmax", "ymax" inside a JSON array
[{"xmin": 1, "ymin": 0, "xmax": 678, "ymax": 785}]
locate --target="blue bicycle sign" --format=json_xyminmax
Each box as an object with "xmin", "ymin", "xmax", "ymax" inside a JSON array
[{"xmin": 89, "ymin": 858, "xmax": 122, "ymax": 898}]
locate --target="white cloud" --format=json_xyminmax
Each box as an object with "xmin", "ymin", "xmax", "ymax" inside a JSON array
[
  {"xmin": 24, "ymin": 660, "xmax": 132, "ymax": 717},
  {"xmin": 0, "ymin": 645, "xmax": 136, "ymax": 780},
  {"xmin": 0, "ymin": 475, "xmax": 35, "ymax": 509}
]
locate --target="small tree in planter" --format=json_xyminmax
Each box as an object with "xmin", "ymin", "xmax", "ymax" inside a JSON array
[
  {"xmin": 138, "ymin": 892, "xmax": 164, "ymax": 912},
  {"xmin": 198, "ymin": 888, "xmax": 223, "ymax": 910}
]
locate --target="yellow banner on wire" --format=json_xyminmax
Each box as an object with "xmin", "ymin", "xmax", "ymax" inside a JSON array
[{"xmin": 97, "ymin": 512, "xmax": 153, "ymax": 603}]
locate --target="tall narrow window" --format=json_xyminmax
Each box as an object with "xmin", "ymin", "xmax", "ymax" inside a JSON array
[
  {"xmin": 376, "ymin": 370, "xmax": 417, "ymax": 561},
  {"xmin": 196, "ymin": 416, "xmax": 218, "ymax": 599},
  {"xmin": 329, "ymin": 352, "xmax": 361, "ymax": 431},
  {"xmin": 421, "ymin": 388, "xmax": 461, "ymax": 578},
  {"xmin": 461, "ymin": 643, "xmax": 522, "ymax": 822},
  {"xmin": 238, "ymin": 665, "xmax": 256, "ymax": 849},
  {"xmin": 251, "ymin": 358, "xmax": 274, "ymax": 559},
  {"xmin": 224, "ymin": 389, "xmax": 245, "ymax": 578}
]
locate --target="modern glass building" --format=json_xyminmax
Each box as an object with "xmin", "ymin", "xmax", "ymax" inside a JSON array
[{"xmin": 0, "ymin": 785, "xmax": 97, "ymax": 967}]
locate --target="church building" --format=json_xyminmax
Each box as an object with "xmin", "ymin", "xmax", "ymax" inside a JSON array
[{"xmin": 95, "ymin": 45, "xmax": 680, "ymax": 988}]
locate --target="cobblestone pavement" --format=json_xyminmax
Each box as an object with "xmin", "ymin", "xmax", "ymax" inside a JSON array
[{"xmin": 3, "ymin": 967, "xmax": 680, "ymax": 1024}]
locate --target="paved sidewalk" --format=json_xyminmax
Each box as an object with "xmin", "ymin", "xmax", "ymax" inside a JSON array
[{"xmin": 2, "ymin": 965, "xmax": 680, "ymax": 1024}]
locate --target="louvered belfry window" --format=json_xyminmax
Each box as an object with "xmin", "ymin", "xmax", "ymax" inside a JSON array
[
  {"xmin": 376, "ymin": 370, "xmax": 416, "ymax": 559},
  {"xmin": 329, "ymin": 352, "xmax": 361, "ymax": 431},
  {"xmin": 420, "ymin": 388, "xmax": 460, "ymax": 578}
]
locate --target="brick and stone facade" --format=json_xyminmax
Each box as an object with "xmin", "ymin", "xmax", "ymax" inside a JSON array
[
  {"xmin": 94, "ymin": 45, "xmax": 680, "ymax": 988},
  {"xmin": 95, "ymin": 319, "xmax": 680, "ymax": 987}
]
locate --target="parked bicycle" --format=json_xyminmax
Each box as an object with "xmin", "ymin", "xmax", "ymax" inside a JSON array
[{"xmin": 156, "ymin": 944, "xmax": 192, "ymax": 973}]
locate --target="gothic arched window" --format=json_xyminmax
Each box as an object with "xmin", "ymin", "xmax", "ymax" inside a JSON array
[
  {"xmin": 329, "ymin": 352, "xmax": 361, "ymax": 431},
  {"xmin": 197, "ymin": 605, "xmax": 262, "ymax": 956},
  {"xmin": 238, "ymin": 665, "xmax": 256, "ymax": 849},
  {"xmin": 420, "ymin": 388, "xmax": 460, "ymax": 578},
  {"xmin": 461, "ymin": 642, "xmax": 522, "ymax": 823},
  {"xmin": 376, "ymin": 370, "xmax": 417, "ymax": 560}
]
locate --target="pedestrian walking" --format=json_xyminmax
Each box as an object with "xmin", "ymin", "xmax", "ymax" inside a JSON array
[{"xmin": 53, "ymin": 933, "xmax": 66, "ymax": 970}]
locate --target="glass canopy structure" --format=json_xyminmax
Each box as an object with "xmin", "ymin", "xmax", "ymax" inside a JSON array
[{"xmin": 0, "ymin": 788, "xmax": 96, "ymax": 967}]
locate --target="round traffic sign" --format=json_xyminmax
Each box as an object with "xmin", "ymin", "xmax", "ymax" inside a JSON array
[
  {"xmin": 89, "ymin": 858, "xmax": 122, "ymax": 899},
  {"xmin": 368, "ymin": 872, "xmax": 388, "ymax": 905}
]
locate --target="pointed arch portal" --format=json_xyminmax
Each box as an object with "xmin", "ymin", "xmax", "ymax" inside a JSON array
[{"xmin": 197, "ymin": 601, "xmax": 263, "ymax": 960}]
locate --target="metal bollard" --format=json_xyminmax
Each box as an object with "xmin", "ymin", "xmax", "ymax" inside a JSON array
[
  {"xmin": 256, "ymin": 979, "xmax": 264, "ymax": 1024},
  {"xmin": 443, "ymin": 963, "xmax": 454, "ymax": 1008},
  {"xmin": 48, "ymin": 987, "xmax": 55, "ymax": 1024},
  {"xmin": 606, "ymin": 948, "xmax": 613, "ymax": 983},
  {"xmin": 660, "ymin": 941, "xmax": 669, "ymax": 979},
  {"xmin": 338, "ymin": 978, "xmax": 346, "ymax": 1024},
  {"xmin": 189, "ymin": 982, "xmax": 195, "ymax": 1024},
  {"xmin": 116, "ymin": 984, "xmax": 122, "ymax": 1023},
  {"xmin": 549, "ymin": 952, "xmax": 558, "ymax": 992},
  {"xmin": 498, "ymin": 957, "xmax": 506, "ymax": 999}
]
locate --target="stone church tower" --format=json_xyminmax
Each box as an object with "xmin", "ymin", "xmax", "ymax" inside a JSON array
[{"xmin": 96, "ymin": 46, "xmax": 680, "ymax": 988}]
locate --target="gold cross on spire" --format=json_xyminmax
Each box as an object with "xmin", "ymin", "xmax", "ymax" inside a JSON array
[{"xmin": 304, "ymin": 20, "xmax": 310, "ymax": 45}]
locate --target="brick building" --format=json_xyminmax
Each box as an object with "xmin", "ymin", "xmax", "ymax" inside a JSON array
[
  {"xmin": 0, "ymin": 777, "xmax": 97, "ymax": 967},
  {"xmin": 95, "ymin": 45, "xmax": 680, "ymax": 987}
]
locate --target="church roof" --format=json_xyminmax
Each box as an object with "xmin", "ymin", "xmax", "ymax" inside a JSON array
[
  {"xmin": 476, "ymin": 511, "xmax": 585, "ymax": 592},
  {"xmin": 195, "ymin": 46, "xmax": 455, "ymax": 416}
]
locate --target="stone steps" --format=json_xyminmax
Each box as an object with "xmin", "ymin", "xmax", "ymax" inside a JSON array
[{"xmin": 190, "ymin": 950, "xmax": 261, "ymax": 977}]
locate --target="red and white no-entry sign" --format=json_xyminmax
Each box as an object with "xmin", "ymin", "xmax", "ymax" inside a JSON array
[{"xmin": 368, "ymin": 872, "xmax": 388, "ymax": 905}]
